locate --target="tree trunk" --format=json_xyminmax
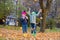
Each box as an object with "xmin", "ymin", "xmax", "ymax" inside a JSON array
[{"xmin": 39, "ymin": 0, "xmax": 52, "ymax": 32}]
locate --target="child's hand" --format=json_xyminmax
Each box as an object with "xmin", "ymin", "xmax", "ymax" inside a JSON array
[
  {"xmin": 26, "ymin": 16, "xmax": 28, "ymax": 19},
  {"xmin": 39, "ymin": 9, "xmax": 42, "ymax": 12},
  {"xmin": 29, "ymin": 8, "xmax": 31, "ymax": 11}
]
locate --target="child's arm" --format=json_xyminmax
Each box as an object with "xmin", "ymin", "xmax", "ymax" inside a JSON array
[
  {"xmin": 26, "ymin": 16, "xmax": 28, "ymax": 22},
  {"xmin": 26, "ymin": 16, "xmax": 28, "ymax": 19},
  {"xmin": 36, "ymin": 9, "xmax": 42, "ymax": 16},
  {"xmin": 27, "ymin": 8, "xmax": 31, "ymax": 15}
]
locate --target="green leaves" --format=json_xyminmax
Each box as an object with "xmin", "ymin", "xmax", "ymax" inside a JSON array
[{"xmin": 0, "ymin": 0, "xmax": 12, "ymax": 18}]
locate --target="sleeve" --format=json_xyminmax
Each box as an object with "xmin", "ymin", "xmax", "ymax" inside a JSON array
[
  {"xmin": 27, "ymin": 11, "xmax": 30, "ymax": 16},
  {"xmin": 27, "ymin": 8, "xmax": 31, "ymax": 16},
  {"xmin": 25, "ymin": 16, "xmax": 28, "ymax": 22},
  {"xmin": 36, "ymin": 9, "xmax": 42, "ymax": 16},
  {"xmin": 20, "ymin": 17, "xmax": 23, "ymax": 22},
  {"xmin": 26, "ymin": 16, "xmax": 28, "ymax": 19}
]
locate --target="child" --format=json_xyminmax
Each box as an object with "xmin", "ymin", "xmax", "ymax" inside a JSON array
[
  {"xmin": 27, "ymin": 8, "xmax": 42, "ymax": 34},
  {"xmin": 20, "ymin": 11, "xmax": 28, "ymax": 33}
]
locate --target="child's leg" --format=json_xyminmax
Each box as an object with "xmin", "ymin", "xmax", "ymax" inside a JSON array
[
  {"xmin": 25, "ymin": 24, "xmax": 28, "ymax": 33},
  {"xmin": 31, "ymin": 23, "xmax": 34, "ymax": 34},
  {"xmin": 33, "ymin": 24, "xmax": 36, "ymax": 33},
  {"xmin": 31, "ymin": 28, "xmax": 34, "ymax": 33},
  {"xmin": 22, "ymin": 24, "xmax": 25, "ymax": 33}
]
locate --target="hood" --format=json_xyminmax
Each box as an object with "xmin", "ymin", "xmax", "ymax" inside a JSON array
[{"xmin": 31, "ymin": 11, "xmax": 36, "ymax": 15}]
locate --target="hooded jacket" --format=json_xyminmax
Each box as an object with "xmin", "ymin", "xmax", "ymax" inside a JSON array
[{"xmin": 27, "ymin": 11, "xmax": 40, "ymax": 24}]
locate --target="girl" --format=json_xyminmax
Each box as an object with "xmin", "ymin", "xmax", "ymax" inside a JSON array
[{"xmin": 20, "ymin": 11, "xmax": 28, "ymax": 33}]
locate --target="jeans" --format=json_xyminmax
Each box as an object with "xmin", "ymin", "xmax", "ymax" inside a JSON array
[
  {"xmin": 22, "ymin": 24, "xmax": 27, "ymax": 33},
  {"xmin": 31, "ymin": 23, "xmax": 36, "ymax": 34}
]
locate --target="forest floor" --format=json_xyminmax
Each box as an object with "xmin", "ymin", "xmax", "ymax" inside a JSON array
[{"xmin": 0, "ymin": 25, "xmax": 60, "ymax": 40}]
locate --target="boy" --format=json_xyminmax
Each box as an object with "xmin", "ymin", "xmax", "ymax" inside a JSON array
[{"xmin": 27, "ymin": 8, "xmax": 42, "ymax": 34}]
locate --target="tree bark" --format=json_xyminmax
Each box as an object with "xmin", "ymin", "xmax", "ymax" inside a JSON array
[{"xmin": 39, "ymin": 0, "xmax": 52, "ymax": 32}]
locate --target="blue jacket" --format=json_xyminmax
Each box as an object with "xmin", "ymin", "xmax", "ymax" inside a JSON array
[{"xmin": 20, "ymin": 17, "xmax": 28, "ymax": 25}]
